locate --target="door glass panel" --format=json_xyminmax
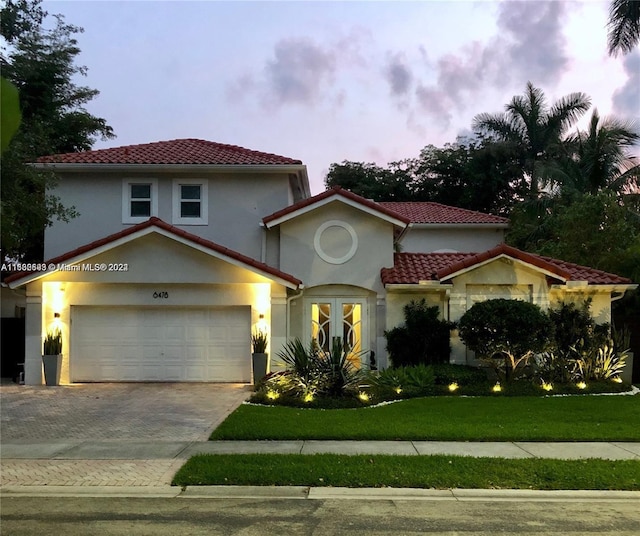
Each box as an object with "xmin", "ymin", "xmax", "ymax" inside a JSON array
[
  {"xmin": 311, "ymin": 303, "xmax": 331, "ymax": 352},
  {"xmin": 309, "ymin": 300, "xmax": 364, "ymax": 368},
  {"xmin": 342, "ymin": 303, "xmax": 362, "ymax": 366}
]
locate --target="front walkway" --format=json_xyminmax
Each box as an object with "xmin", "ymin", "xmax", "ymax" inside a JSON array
[{"xmin": 2, "ymin": 439, "xmax": 639, "ymax": 487}]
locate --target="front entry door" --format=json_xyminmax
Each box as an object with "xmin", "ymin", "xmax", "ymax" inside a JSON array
[{"xmin": 306, "ymin": 299, "xmax": 366, "ymax": 367}]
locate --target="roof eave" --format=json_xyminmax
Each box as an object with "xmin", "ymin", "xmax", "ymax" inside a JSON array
[
  {"xmin": 264, "ymin": 194, "xmax": 410, "ymax": 229},
  {"xmin": 411, "ymin": 222, "xmax": 509, "ymax": 229},
  {"xmin": 31, "ymin": 162, "xmax": 308, "ymax": 174},
  {"xmin": 7, "ymin": 225, "xmax": 302, "ymax": 290},
  {"xmin": 550, "ymin": 283, "xmax": 637, "ymax": 292},
  {"xmin": 439, "ymin": 254, "xmax": 570, "ymax": 283}
]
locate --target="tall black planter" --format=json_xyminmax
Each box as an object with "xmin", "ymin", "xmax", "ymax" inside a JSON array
[
  {"xmin": 42, "ymin": 354, "xmax": 62, "ymax": 386},
  {"xmin": 252, "ymin": 352, "xmax": 268, "ymax": 384}
]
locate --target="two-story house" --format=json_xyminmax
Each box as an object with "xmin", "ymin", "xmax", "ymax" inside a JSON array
[{"xmin": 7, "ymin": 139, "xmax": 636, "ymax": 385}]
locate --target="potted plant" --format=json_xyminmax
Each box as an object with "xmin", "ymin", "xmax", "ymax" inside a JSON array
[
  {"xmin": 43, "ymin": 328, "xmax": 63, "ymax": 386},
  {"xmin": 251, "ymin": 329, "xmax": 269, "ymax": 384}
]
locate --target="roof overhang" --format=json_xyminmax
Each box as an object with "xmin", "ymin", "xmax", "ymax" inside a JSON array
[
  {"xmin": 32, "ymin": 162, "xmax": 308, "ymax": 175},
  {"xmin": 264, "ymin": 194, "xmax": 409, "ymax": 230},
  {"xmin": 385, "ymin": 283, "xmax": 454, "ymax": 291},
  {"xmin": 550, "ymin": 283, "xmax": 638, "ymax": 294},
  {"xmin": 410, "ymin": 223, "xmax": 509, "ymax": 230},
  {"xmin": 439, "ymin": 254, "xmax": 569, "ymax": 283}
]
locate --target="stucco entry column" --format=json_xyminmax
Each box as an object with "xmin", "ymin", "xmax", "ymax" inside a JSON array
[
  {"xmin": 24, "ymin": 284, "xmax": 43, "ymax": 385},
  {"xmin": 449, "ymin": 292, "xmax": 468, "ymax": 364},
  {"xmin": 270, "ymin": 296, "xmax": 287, "ymax": 370},
  {"xmin": 376, "ymin": 295, "xmax": 387, "ymax": 369}
]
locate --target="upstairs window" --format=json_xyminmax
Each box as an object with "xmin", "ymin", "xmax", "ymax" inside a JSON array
[
  {"xmin": 172, "ymin": 179, "xmax": 208, "ymax": 225},
  {"xmin": 131, "ymin": 184, "xmax": 151, "ymax": 217},
  {"xmin": 122, "ymin": 179, "xmax": 158, "ymax": 223}
]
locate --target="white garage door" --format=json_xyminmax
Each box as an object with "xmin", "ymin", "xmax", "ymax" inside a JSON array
[{"xmin": 71, "ymin": 306, "xmax": 251, "ymax": 382}]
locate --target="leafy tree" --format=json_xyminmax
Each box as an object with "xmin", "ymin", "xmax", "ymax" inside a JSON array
[
  {"xmin": 385, "ymin": 299, "xmax": 454, "ymax": 367},
  {"xmin": 458, "ymin": 299, "xmax": 553, "ymax": 382},
  {"xmin": 607, "ymin": 0, "xmax": 640, "ymax": 56},
  {"xmin": 1, "ymin": 0, "xmax": 114, "ymax": 261},
  {"xmin": 324, "ymin": 160, "xmax": 414, "ymax": 201},
  {"xmin": 412, "ymin": 140, "xmax": 526, "ymax": 216},
  {"xmin": 532, "ymin": 192, "xmax": 640, "ymax": 282},
  {"xmin": 472, "ymin": 82, "xmax": 591, "ymax": 198}
]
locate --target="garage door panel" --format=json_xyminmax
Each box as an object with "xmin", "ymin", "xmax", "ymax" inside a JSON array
[{"xmin": 71, "ymin": 306, "xmax": 251, "ymax": 382}]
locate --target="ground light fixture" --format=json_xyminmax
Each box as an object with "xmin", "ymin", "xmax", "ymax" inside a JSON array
[
  {"xmin": 541, "ymin": 381, "xmax": 553, "ymax": 392},
  {"xmin": 448, "ymin": 382, "xmax": 459, "ymax": 392},
  {"xmin": 576, "ymin": 381, "xmax": 587, "ymax": 390},
  {"xmin": 492, "ymin": 382, "xmax": 502, "ymax": 393}
]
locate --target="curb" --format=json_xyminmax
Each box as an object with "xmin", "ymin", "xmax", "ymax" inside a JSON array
[{"xmin": 2, "ymin": 485, "xmax": 640, "ymax": 502}]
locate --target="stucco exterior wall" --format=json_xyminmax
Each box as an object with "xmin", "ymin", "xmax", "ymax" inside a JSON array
[
  {"xmin": 400, "ymin": 227, "xmax": 505, "ymax": 253},
  {"xmin": 44, "ymin": 171, "xmax": 294, "ymax": 260},
  {"xmin": 278, "ymin": 202, "xmax": 395, "ymax": 293}
]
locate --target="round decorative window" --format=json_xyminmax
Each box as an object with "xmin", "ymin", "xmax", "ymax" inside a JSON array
[{"xmin": 313, "ymin": 220, "xmax": 358, "ymax": 265}]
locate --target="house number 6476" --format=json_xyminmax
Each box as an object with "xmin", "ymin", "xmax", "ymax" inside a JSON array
[{"xmin": 153, "ymin": 291, "xmax": 169, "ymax": 299}]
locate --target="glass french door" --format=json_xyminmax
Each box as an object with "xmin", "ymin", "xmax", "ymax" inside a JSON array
[{"xmin": 308, "ymin": 299, "xmax": 366, "ymax": 367}]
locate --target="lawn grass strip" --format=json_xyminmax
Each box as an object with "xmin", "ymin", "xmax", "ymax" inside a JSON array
[
  {"xmin": 173, "ymin": 454, "xmax": 640, "ymax": 490},
  {"xmin": 211, "ymin": 395, "xmax": 640, "ymax": 441}
]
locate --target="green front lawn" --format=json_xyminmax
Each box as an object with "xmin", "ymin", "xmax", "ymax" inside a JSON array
[
  {"xmin": 211, "ymin": 394, "xmax": 640, "ymax": 441},
  {"xmin": 173, "ymin": 454, "xmax": 640, "ymax": 490}
]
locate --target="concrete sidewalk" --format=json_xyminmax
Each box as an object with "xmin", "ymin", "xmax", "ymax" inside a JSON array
[
  {"xmin": 3, "ymin": 439, "xmax": 640, "ymax": 461},
  {"xmin": 2, "ymin": 439, "xmax": 639, "ymax": 488}
]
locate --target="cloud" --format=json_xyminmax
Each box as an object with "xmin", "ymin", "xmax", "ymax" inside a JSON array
[
  {"xmin": 612, "ymin": 51, "xmax": 640, "ymax": 119},
  {"xmin": 498, "ymin": 0, "xmax": 569, "ymax": 85},
  {"xmin": 384, "ymin": 52, "xmax": 413, "ymax": 96},
  {"xmin": 264, "ymin": 38, "xmax": 336, "ymax": 106},
  {"xmin": 398, "ymin": 1, "xmax": 570, "ymax": 128}
]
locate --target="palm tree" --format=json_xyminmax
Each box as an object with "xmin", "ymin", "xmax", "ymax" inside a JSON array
[
  {"xmin": 472, "ymin": 82, "xmax": 591, "ymax": 197},
  {"xmin": 562, "ymin": 110, "xmax": 640, "ymax": 195},
  {"xmin": 607, "ymin": 0, "xmax": 640, "ymax": 56}
]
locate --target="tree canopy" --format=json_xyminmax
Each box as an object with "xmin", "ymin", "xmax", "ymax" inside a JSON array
[{"xmin": 1, "ymin": 0, "xmax": 115, "ymax": 261}]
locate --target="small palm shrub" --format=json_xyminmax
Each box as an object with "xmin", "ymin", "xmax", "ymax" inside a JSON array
[
  {"xmin": 255, "ymin": 338, "xmax": 364, "ymax": 404},
  {"xmin": 368, "ymin": 364, "xmax": 435, "ymax": 398}
]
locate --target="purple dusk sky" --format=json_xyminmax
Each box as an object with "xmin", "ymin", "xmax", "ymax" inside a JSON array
[{"xmin": 43, "ymin": 0, "xmax": 639, "ymax": 193}]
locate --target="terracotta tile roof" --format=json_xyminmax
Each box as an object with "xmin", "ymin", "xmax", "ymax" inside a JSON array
[
  {"xmin": 263, "ymin": 186, "xmax": 411, "ymax": 226},
  {"xmin": 6, "ymin": 217, "xmax": 302, "ymax": 288},
  {"xmin": 36, "ymin": 139, "xmax": 303, "ymax": 165},
  {"xmin": 378, "ymin": 201, "xmax": 509, "ymax": 225},
  {"xmin": 381, "ymin": 244, "xmax": 633, "ymax": 286}
]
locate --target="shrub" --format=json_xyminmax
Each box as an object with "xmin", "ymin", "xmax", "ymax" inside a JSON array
[
  {"xmin": 368, "ymin": 364, "xmax": 435, "ymax": 398},
  {"xmin": 458, "ymin": 299, "xmax": 553, "ymax": 382},
  {"xmin": 385, "ymin": 299, "xmax": 455, "ymax": 367},
  {"xmin": 431, "ymin": 363, "xmax": 488, "ymax": 386},
  {"xmin": 548, "ymin": 300, "xmax": 609, "ymax": 355}
]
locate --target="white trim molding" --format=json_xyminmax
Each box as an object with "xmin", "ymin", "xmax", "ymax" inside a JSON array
[
  {"xmin": 172, "ymin": 178, "xmax": 208, "ymax": 225},
  {"xmin": 313, "ymin": 220, "xmax": 358, "ymax": 265},
  {"xmin": 122, "ymin": 178, "xmax": 158, "ymax": 224}
]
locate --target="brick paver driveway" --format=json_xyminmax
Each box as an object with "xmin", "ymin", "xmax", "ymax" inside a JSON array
[
  {"xmin": 0, "ymin": 382, "xmax": 250, "ymax": 487},
  {"xmin": 1, "ymin": 382, "xmax": 250, "ymax": 441}
]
